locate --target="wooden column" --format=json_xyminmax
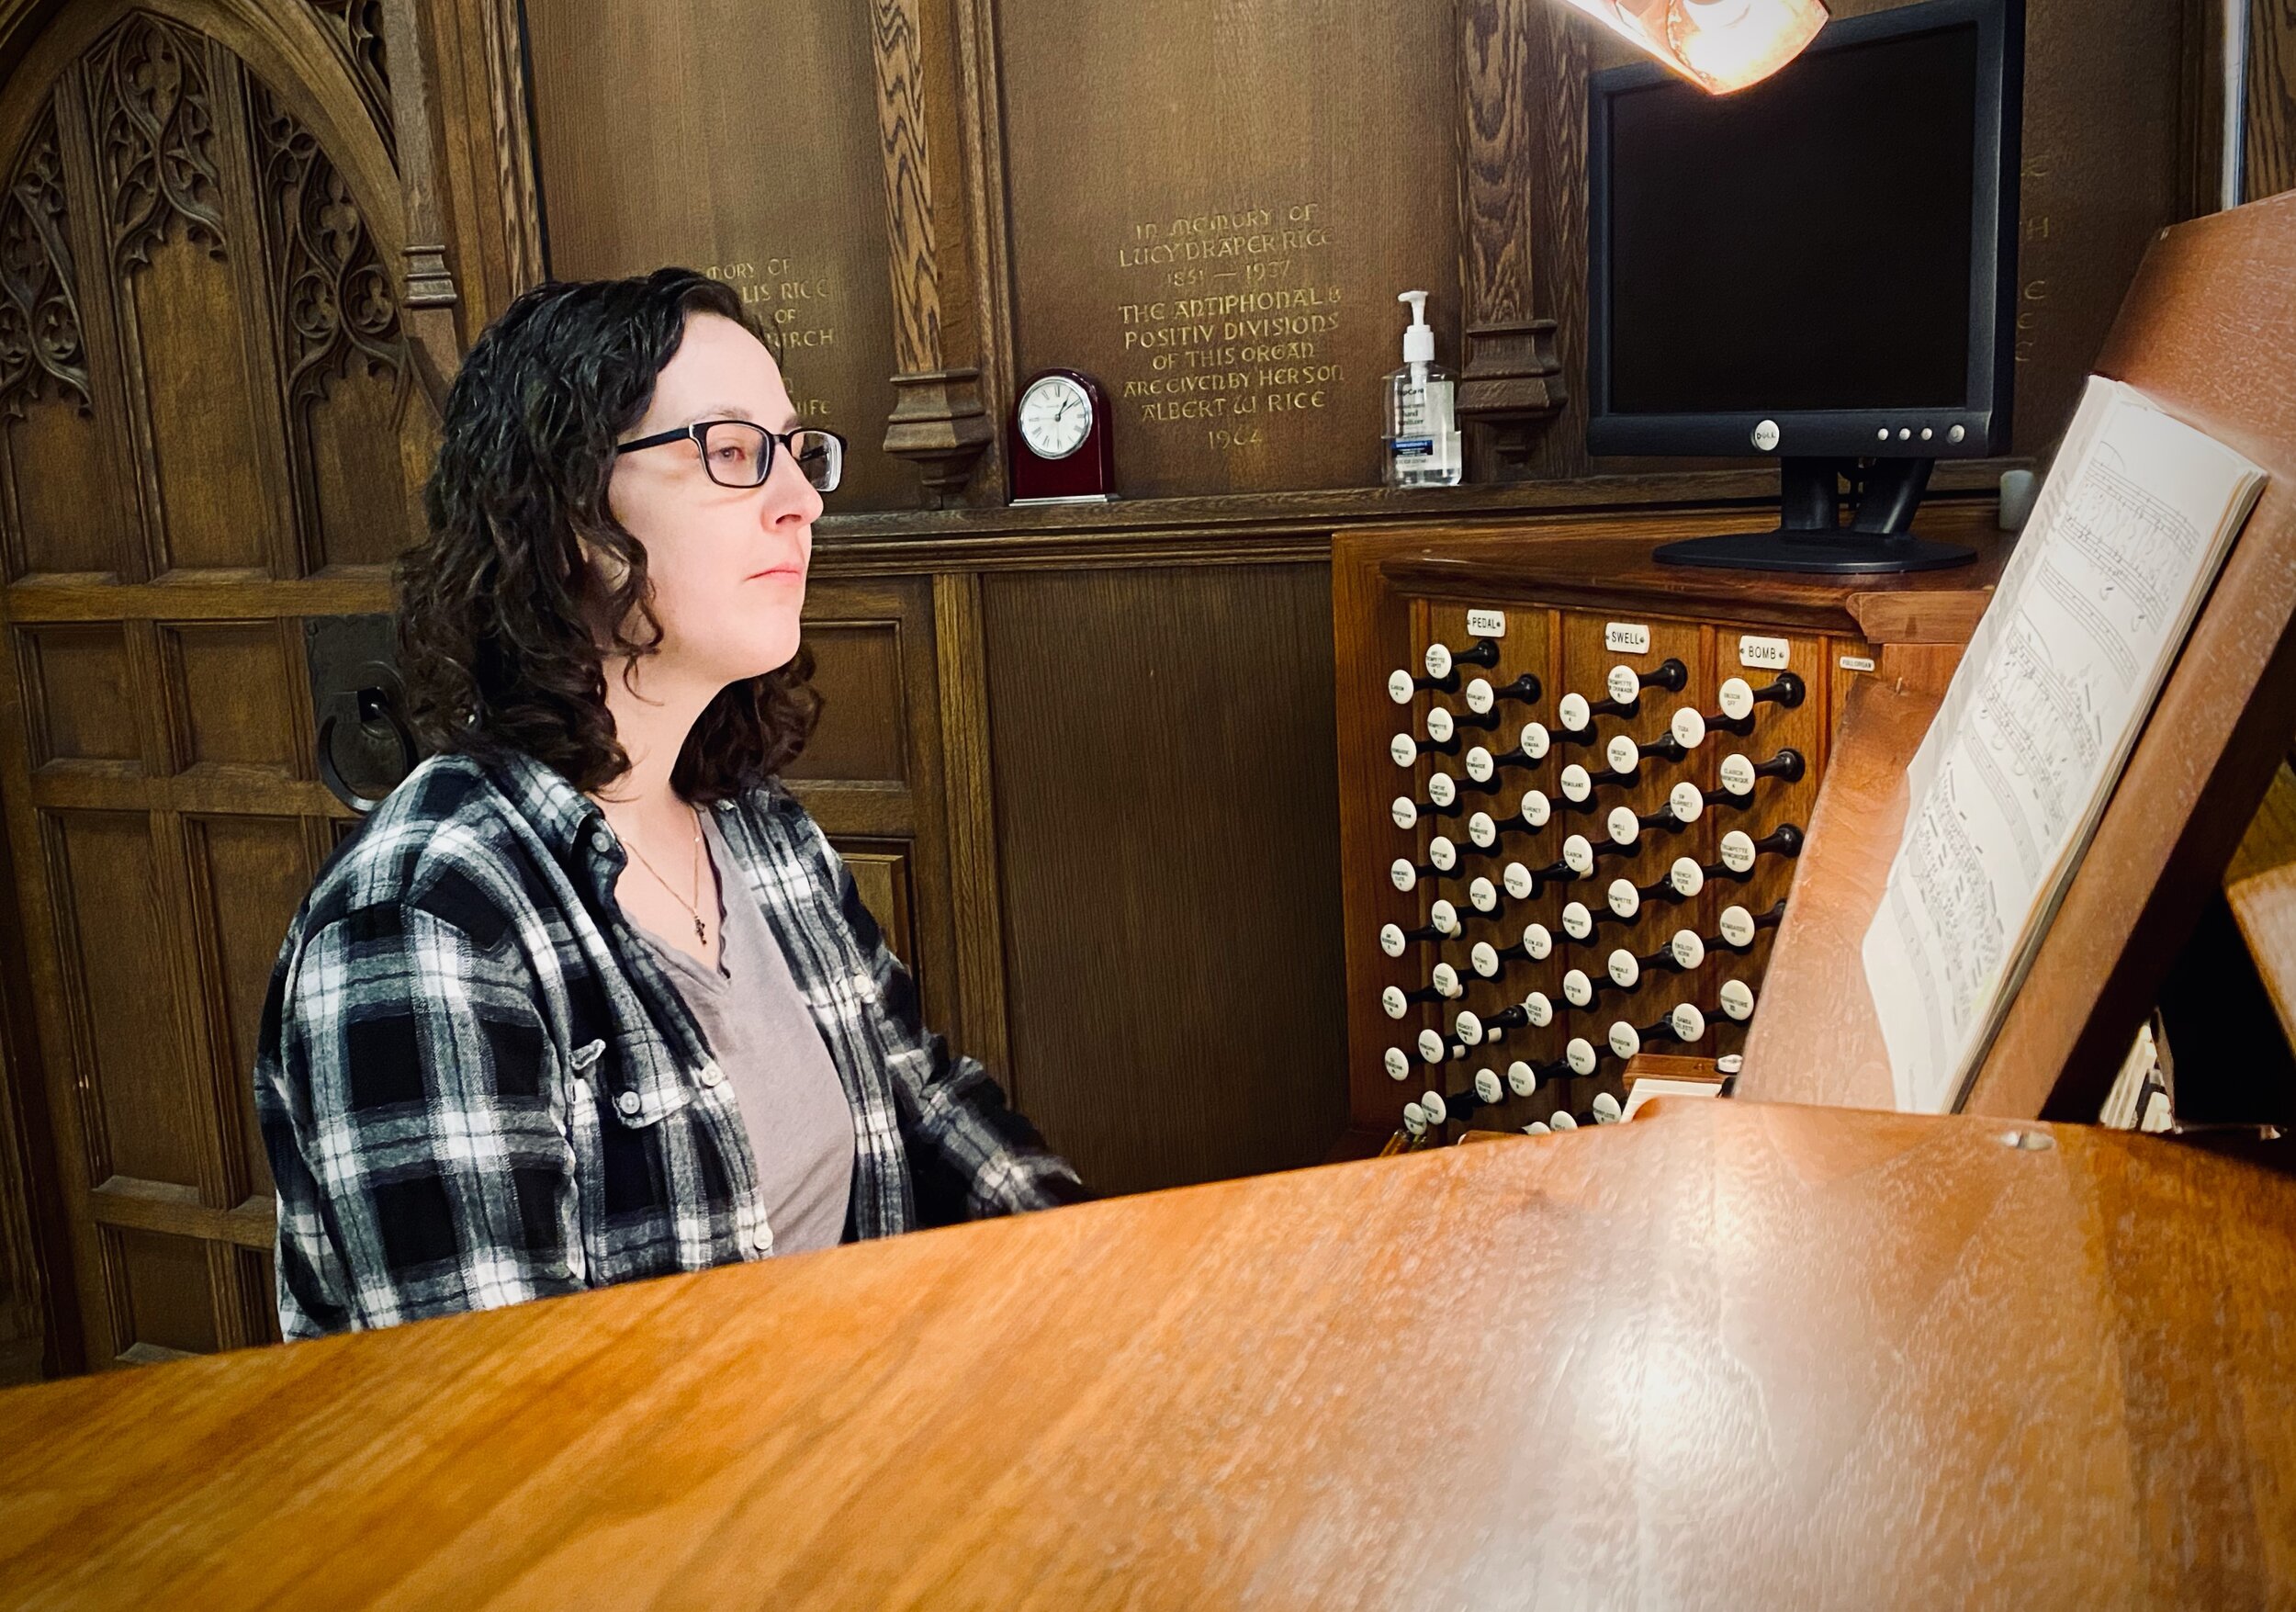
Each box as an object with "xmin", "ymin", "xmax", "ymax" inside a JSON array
[
  {"xmin": 872, "ymin": 0, "xmax": 999, "ymax": 506},
  {"xmin": 378, "ymin": 0, "xmax": 461, "ymax": 413},
  {"xmin": 1454, "ymin": 0, "xmax": 1575, "ymax": 479}
]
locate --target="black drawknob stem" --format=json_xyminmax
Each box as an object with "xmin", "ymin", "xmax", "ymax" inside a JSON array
[
  {"xmin": 1753, "ymin": 748, "xmax": 1806, "ymax": 783},
  {"xmin": 1753, "ymin": 671, "xmax": 1806, "ymax": 708},
  {"xmin": 1492, "ymin": 672, "xmax": 1542, "ymax": 705}
]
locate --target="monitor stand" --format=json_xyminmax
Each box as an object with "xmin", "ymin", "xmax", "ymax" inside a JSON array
[{"xmin": 1653, "ymin": 457, "xmax": 1978, "ymax": 575}]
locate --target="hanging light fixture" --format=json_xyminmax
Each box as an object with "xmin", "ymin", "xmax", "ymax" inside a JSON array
[{"xmin": 1561, "ymin": 0, "xmax": 1829, "ymax": 95}]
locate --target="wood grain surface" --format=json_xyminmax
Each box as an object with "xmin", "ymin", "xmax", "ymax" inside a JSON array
[
  {"xmin": 1736, "ymin": 678, "xmax": 1939, "ymax": 1109},
  {"xmin": 5, "ymin": 1099, "xmax": 2293, "ymax": 1607}
]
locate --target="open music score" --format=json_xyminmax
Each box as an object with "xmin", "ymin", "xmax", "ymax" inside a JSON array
[{"xmin": 1377, "ymin": 607, "xmax": 1819, "ymax": 1140}]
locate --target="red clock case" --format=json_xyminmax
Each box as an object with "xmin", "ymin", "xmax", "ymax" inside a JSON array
[{"xmin": 1008, "ymin": 367, "xmax": 1115, "ymax": 502}]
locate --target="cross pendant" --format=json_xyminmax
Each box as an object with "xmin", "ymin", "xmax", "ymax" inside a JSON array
[{"xmin": 694, "ymin": 916, "xmax": 708, "ymax": 944}]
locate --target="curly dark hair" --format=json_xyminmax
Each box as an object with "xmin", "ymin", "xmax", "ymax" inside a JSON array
[{"xmin": 398, "ymin": 265, "xmax": 821, "ymax": 800}]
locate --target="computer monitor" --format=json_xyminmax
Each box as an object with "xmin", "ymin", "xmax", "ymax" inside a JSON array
[{"xmin": 1586, "ymin": 0, "xmax": 2022, "ymax": 573}]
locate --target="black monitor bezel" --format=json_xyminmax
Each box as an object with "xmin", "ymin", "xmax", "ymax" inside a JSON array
[{"xmin": 1584, "ymin": 0, "xmax": 2023, "ymax": 460}]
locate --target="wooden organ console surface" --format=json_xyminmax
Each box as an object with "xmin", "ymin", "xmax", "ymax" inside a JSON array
[{"xmin": 1334, "ymin": 508, "xmax": 2007, "ymax": 1145}]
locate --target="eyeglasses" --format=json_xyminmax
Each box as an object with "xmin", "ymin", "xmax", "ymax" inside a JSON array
[{"xmin": 613, "ymin": 421, "xmax": 846, "ymax": 492}]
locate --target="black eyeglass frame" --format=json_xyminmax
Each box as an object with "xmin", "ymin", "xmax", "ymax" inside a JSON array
[{"xmin": 613, "ymin": 420, "xmax": 847, "ymax": 490}]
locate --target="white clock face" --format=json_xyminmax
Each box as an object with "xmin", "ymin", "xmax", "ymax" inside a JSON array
[{"xmin": 1018, "ymin": 375, "xmax": 1093, "ymax": 460}]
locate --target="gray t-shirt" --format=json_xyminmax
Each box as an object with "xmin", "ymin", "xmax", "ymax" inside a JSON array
[{"xmin": 636, "ymin": 810, "xmax": 854, "ymax": 1255}]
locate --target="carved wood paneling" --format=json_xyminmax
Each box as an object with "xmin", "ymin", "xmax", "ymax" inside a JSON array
[
  {"xmin": 1453, "ymin": 0, "xmax": 1567, "ymax": 476},
  {"xmin": 871, "ymin": 0, "xmax": 994, "ymax": 502},
  {"xmin": 299, "ymin": 0, "xmax": 388, "ymax": 159},
  {"xmin": 0, "ymin": 100, "xmax": 88, "ymax": 422},
  {"xmin": 87, "ymin": 11, "xmax": 228, "ymax": 276}
]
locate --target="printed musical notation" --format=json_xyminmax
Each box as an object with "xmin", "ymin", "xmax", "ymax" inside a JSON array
[{"xmin": 1864, "ymin": 377, "xmax": 2267, "ymax": 1111}]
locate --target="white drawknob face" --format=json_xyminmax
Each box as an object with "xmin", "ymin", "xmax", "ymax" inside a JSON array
[
  {"xmin": 1669, "ymin": 929, "xmax": 1705, "ymax": 970},
  {"xmin": 1558, "ymin": 692, "xmax": 1591, "ymax": 731},
  {"xmin": 1608, "ymin": 878, "xmax": 1640, "ymax": 919},
  {"xmin": 1720, "ymin": 978, "xmax": 1757, "ymax": 1020},
  {"xmin": 1465, "ymin": 677, "xmax": 1495, "ymax": 716},
  {"xmin": 1390, "ymin": 859, "xmax": 1417, "ymax": 892},
  {"xmin": 1418, "ymin": 1029, "xmax": 1446, "ymax": 1063},
  {"xmin": 1524, "ymin": 991, "xmax": 1554, "ymax": 1028},
  {"xmin": 1719, "ymin": 905, "xmax": 1756, "ymax": 948},
  {"xmin": 1455, "ymin": 1009, "xmax": 1483, "ymax": 1045},
  {"xmin": 1506, "ymin": 1060, "xmax": 1538, "ymax": 1097},
  {"xmin": 1669, "ymin": 782, "xmax": 1704, "ymax": 824},
  {"xmin": 1468, "ymin": 812, "xmax": 1498, "ymax": 850},
  {"xmin": 1525, "ymin": 1121, "xmax": 1550, "ymax": 1135},
  {"xmin": 1607, "ymin": 948, "xmax": 1639, "ymax": 989},
  {"xmin": 1717, "ymin": 676, "xmax": 1754, "ymax": 721},
  {"xmin": 1716, "ymin": 1053, "xmax": 1745, "ymax": 1076},
  {"xmin": 1561, "ymin": 902, "xmax": 1594, "ymax": 941},
  {"xmin": 1562, "ymin": 968, "xmax": 1594, "ymax": 1008},
  {"xmin": 1379, "ymin": 923, "xmax": 1407, "ymax": 958},
  {"xmin": 1427, "ymin": 706, "xmax": 1456, "ymax": 744},
  {"xmin": 1520, "ymin": 722, "xmax": 1550, "ymax": 761},
  {"xmin": 1720, "ymin": 830, "xmax": 1757, "ymax": 874},
  {"xmin": 1563, "ymin": 835, "xmax": 1594, "ymax": 876},
  {"xmin": 1669, "ymin": 856, "xmax": 1704, "ymax": 897},
  {"xmin": 1567, "ymin": 1038, "xmax": 1598, "ymax": 1077},
  {"xmin": 1549, "ymin": 1110, "xmax": 1580, "ymax": 1132},
  {"xmin": 1503, "ymin": 862, "xmax": 1535, "ymax": 901},
  {"xmin": 1670, "ymin": 707, "xmax": 1706, "ymax": 750},
  {"xmin": 1605, "ymin": 664, "xmax": 1641, "ymax": 704},
  {"xmin": 1465, "ymin": 747, "xmax": 1495, "ymax": 784},
  {"xmin": 1608, "ymin": 1020, "xmax": 1640, "ymax": 1060},
  {"xmin": 1429, "ymin": 772, "xmax": 1458, "ymax": 808},
  {"xmin": 1470, "ymin": 941, "xmax": 1501, "ymax": 977},
  {"xmin": 1424, "ymin": 643, "xmax": 1453, "ymax": 681},
  {"xmin": 1421, "ymin": 1090, "xmax": 1448, "ymax": 1125},
  {"xmin": 1473, "ymin": 1067, "xmax": 1503, "ymax": 1105},
  {"xmin": 1431, "ymin": 899, "xmax": 1460, "ymax": 935},
  {"xmin": 1522, "ymin": 923, "xmax": 1552, "ymax": 961},
  {"xmin": 1432, "ymin": 964, "xmax": 1461, "ymax": 998},
  {"xmin": 1520, "ymin": 790, "xmax": 1551, "ymax": 829},
  {"xmin": 1402, "ymin": 1102, "xmax": 1427, "ymax": 1135},
  {"xmin": 1384, "ymin": 1046, "xmax": 1411, "ymax": 1081},
  {"xmin": 1559, "ymin": 764, "xmax": 1593, "ymax": 804},
  {"xmin": 1430, "ymin": 837, "xmax": 1458, "ymax": 874},
  {"xmin": 1390, "ymin": 795, "xmax": 1418, "ymax": 830},
  {"xmin": 1591, "ymin": 1091, "xmax": 1624, "ymax": 1123},
  {"xmin": 1607, "ymin": 806, "xmax": 1638, "ymax": 847},
  {"xmin": 1669, "ymin": 1003, "xmax": 1707, "ymax": 1043},
  {"xmin": 1390, "ymin": 732, "xmax": 1417, "ymax": 768},
  {"xmin": 1381, "ymin": 986, "xmax": 1409, "ymax": 1019},
  {"xmin": 1605, "ymin": 734, "xmax": 1639, "ymax": 776},
  {"xmin": 1468, "ymin": 877, "xmax": 1498, "ymax": 914},
  {"xmin": 1719, "ymin": 752, "xmax": 1756, "ymax": 797},
  {"xmin": 1388, "ymin": 669, "xmax": 1414, "ymax": 705}
]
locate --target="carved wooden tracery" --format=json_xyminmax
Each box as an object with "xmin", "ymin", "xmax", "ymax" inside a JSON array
[{"xmin": 0, "ymin": 103, "xmax": 90, "ymax": 419}]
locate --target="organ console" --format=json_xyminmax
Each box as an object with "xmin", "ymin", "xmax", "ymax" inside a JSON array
[{"xmin": 1334, "ymin": 518, "xmax": 1958, "ymax": 1144}]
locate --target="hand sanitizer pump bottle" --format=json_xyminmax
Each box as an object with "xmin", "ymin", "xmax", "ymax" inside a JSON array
[{"xmin": 1385, "ymin": 289, "xmax": 1462, "ymax": 488}]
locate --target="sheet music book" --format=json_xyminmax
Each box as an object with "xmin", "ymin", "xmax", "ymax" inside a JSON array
[{"xmin": 1863, "ymin": 377, "xmax": 2268, "ymax": 1112}]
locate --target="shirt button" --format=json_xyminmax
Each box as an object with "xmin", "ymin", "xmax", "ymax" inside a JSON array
[
  {"xmin": 752, "ymin": 1223, "xmax": 774, "ymax": 1253},
  {"xmin": 699, "ymin": 1062, "xmax": 723, "ymax": 1088},
  {"xmin": 615, "ymin": 1090, "xmax": 641, "ymax": 1116}
]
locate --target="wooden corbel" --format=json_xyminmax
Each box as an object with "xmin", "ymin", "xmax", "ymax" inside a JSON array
[
  {"xmin": 1454, "ymin": 0, "xmax": 1576, "ymax": 479},
  {"xmin": 872, "ymin": 0, "xmax": 997, "ymax": 506}
]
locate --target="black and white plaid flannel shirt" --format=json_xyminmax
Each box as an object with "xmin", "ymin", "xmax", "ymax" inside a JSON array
[{"xmin": 253, "ymin": 749, "xmax": 1086, "ymax": 1338}]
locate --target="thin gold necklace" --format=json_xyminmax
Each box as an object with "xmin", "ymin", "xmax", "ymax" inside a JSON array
[{"xmin": 616, "ymin": 804, "xmax": 709, "ymax": 946}]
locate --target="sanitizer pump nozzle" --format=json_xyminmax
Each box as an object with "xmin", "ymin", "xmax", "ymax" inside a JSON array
[{"xmin": 1385, "ymin": 289, "xmax": 1461, "ymax": 488}]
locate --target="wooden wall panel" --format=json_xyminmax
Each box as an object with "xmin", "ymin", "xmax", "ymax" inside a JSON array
[
  {"xmin": 985, "ymin": 564, "xmax": 1347, "ymax": 1192},
  {"xmin": 17, "ymin": 624, "xmax": 136, "ymax": 767},
  {"xmin": 998, "ymin": 0, "xmax": 1459, "ymax": 499},
  {"xmin": 783, "ymin": 621, "xmax": 910, "ymax": 785},
  {"xmin": 107, "ymin": 1225, "xmax": 218, "ymax": 1358},
  {"xmin": 49, "ymin": 811, "xmax": 201, "ymax": 1189},
  {"xmin": 2252, "ymin": 0, "xmax": 2296, "ymax": 201},
  {"xmin": 519, "ymin": 0, "xmax": 913, "ymax": 512},
  {"xmin": 164, "ymin": 624, "xmax": 297, "ymax": 773}
]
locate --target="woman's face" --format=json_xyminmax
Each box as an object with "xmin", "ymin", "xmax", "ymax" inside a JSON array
[{"xmin": 605, "ymin": 310, "xmax": 822, "ymax": 687}]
